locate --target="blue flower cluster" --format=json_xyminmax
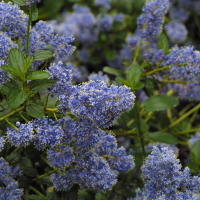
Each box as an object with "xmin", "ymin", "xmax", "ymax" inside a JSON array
[
  {"xmin": 33, "ymin": 118, "xmax": 64, "ymax": 150},
  {"xmin": 95, "ymin": 0, "xmax": 110, "ymax": 10},
  {"xmin": 137, "ymin": 0, "xmax": 169, "ymax": 45},
  {"xmin": 189, "ymin": 131, "xmax": 200, "ymax": 148},
  {"xmin": 52, "ymin": 35, "xmax": 75, "ymax": 58},
  {"xmin": 69, "ymin": 80, "xmax": 135, "ymax": 128},
  {"xmin": 88, "ymin": 71, "xmax": 110, "ymax": 85},
  {"xmin": 97, "ymin": 14, "xmax": 113, "ymax": 32},
  {"xmin": 0, "ymin": 136, "xmax": 4, "ymax": 151},
  {"xmin": 0, "ymin": 2, "xmax": 27, "ymax": 38},
  {"xmin": 49, "ymin": 118, "xmax": 135, "ymax": 191},
  {"xmin": 136, "ymin": 146, "xmax": 200, "ymax": 199},
  {"xmin": 166, "ymin": 46, "xmax": 200, "ymax": 81},
  {"xmin": 6, "ymin": 121, "xmax": 34, "ymax": 147},
  {"xmin": 165, "ymin": 21, "xmax": 188, "ymax": 44},
  {"xmin": 0, "ymin": 158, "xmax": 23, "ymax": 199},
  {"xmin": 26, "ymin": 0, "xmax": 41, "ymax": 8}
]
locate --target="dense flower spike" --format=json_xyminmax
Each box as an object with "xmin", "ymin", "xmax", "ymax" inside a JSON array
[
  {"xmin": 0, "ymin": 2, "xmax": 27, "ymax": 38},
  {"xmin": 107, "ymin": 147, "xmax": 135, "ymax": 173},
  {"xmin": 95, "ymin": 0, "xmax": 111, "ymax": 10},
  {"xmin": 137, "ymin": 0, "xmax": 169, "ymax": 45},
  {"xmin": 65, "ymin": 63, "xmax": 80, "ymax": 81},
  {"xmin": 33, "ymin": 118, "xmax": 64, "ymax": 150},
  {"xmin": 26, "ymin": 0, "xmax": 41, "ymax": 8},
  {"xmin": 0, "ymin": 137, "xmax": 4, "ymax": 151},
  {"xmin": 52, "ymin": 35, "xmax": 75, "ymax": 58},
  {"xmin": 50, "ymin": 117, "xmax": 135, "ymax": 191},
  {"xmin": 69, "ymin": 80, "xmax": 135, "ymax": 128},
  {"xmin": 47, "ymin": 62, "xmax": 75, "ymax": 112},
  {"xmin": 0, "ymin": 158, "xmax": 23, "ymax": 199},
  {"xmin": 6, "ymin": 122, "xmax": 34, "ymax": 147},
  {"xmin": 97, "ymin": 14, "xmax": 113, "ymax": 32},
  {"xmin": 0, "ymin": 33, "xmax": 17, "ymax": 61},
  {"xmin": 60, "ymin": 119, "xmax": 105, "ymax": 153},
  {"xmin": 141, "ymin": 146, "xmax": 200, "ymax": 199},
  {"xmin": 47, "ymin": 145, "xmax": 75, "ymax": 171},
  {"xmin": 189, "ymin": 131, "xmax": 200, "ymax": 148},
  {"xmin": 33, "ymin": 21, "xmax": 54, "ymax": 45},
  {"xmin": 88, "ymin": 71, "xmax": 110, "ymax": 85},
  {"xmin": 166, "ymin": 46, "xmax": 200, "ymax": 81},
  {"xmin": 165, "ymin": 21, "xmax": 188, "ymax": 44},
  {"xmin": 71, "ymin": 153, "xmax": 117, "ymax": 191},
  {"xmin": 22, "ymin": 29, "xmax": 45, "ymax": 56}
]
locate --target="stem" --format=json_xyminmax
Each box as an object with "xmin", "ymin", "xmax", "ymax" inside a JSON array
[
  {"xmin": 29, "ymin": 185, "xmax": 47, "ymax": 199},
  {"xmin": 175, "ymin": 128, "xmax": 200, "ymax": 134},
  {"xmin": 163, "ymin": 103, "xmax": 200, "ymax": 131},
  {"xmin": 53, "ymin": 112, "xmax": 58, "ymax": 121},
  {"xmin": 41, "ymin": 56, "xmax": 53, "ymax": 70},
  {"xmin": 26, "ymin": 6, "xmax": 32, "ymax": 56},
  {"xmin": 179, "ymin": 103, "xmax": 194, "ymax": 117},
  {"xmin": 32, "ymin": 169, "xmax": 58, "ymax": 182},
  {"xmin": 18, "ymin": 111, "xmax": 28, "ymax": 122},
  {"xmin": 45, "ymin": 107, "xmax": 58, "ymax": 112},
  {"xmin": 0, "ymin": 106, "xmax": 24, "ymax": 122},
  {"xmin": 132, "ymin": 38, "xmax": 142, "ymax": 66},
  {"xmin": 5, "ymin": 118, "xmax": 18, "ymax": 130},
  {"xmin": 44, "ymin": 93, "xmax": 50, "ymax": 110},
  {"xmin": 163, "ymin": 80, "xmax": 188, "ymax": 84},
  {"xmin": 144, "ymin": 65, "xmax": 171, "ymax": 76}
]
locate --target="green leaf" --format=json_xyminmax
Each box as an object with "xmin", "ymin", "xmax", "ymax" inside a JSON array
[
  {"xmin": 126, "ymin": 64, "xmax": 142, "ymax": 84},
  {"xmin": 103, "ymin": 66, "xmax": 125, "ymax": 77},
  {"xmin": 95, "ymin": 193, "xmax": 108, "ymax": 200},
  {"xmin": 132, "ymin": 82, "xmax": 144, "ymax": 89},
  {"xmin": 1, "ymin": 79, "xmax": 22, "ymax": 95},
  {"xmin": 23, "ymin": 195, "xmax": 46, "ymax": 200},
  {"xmin": 1, "ymin": 64, "xmax": 22, "ymax": 78},
  {"xmin": 23, "ymin": 56, "xmax": 33, "ymax": 74},
  {"xmin": 27, "ymin": 71, "xmax": 50, "ymax": 80},
  {"xmin": 7, "ymin": 88, "xmax": 29, "ymax": 109},
  {"xmin": 12, "ymin": 0, "xmax": 26, "ymax": 6},
  {"xmin": 116, "ymin": 77, "xmax": 130, "ymax": 86},
  {"xmin": 37, "ymin": 176, "xmax": 52, "ymax": 186},
  {"xmin": 5, "ymin": 152, "xmax": 21, "ymax": 166},
  {"xmin": 78, "ymin": 190, "xmax": 93, "ymax": 200},
  {"xmin": 33, "ymin": 50, "xmax": 53, "ymax": 61},
  {"xmin": 158, "ymin": 33, "xmax": 169, "ymax": 54},
  {"xmin": 8, "ymin": 48, "xmax": 25, "ymax": 72},
  {"xmin": 18, "ymin": 176, "xmax": 31, "ymax": 188},
  {"xmin": 31, "ymin": 5, "xmax": 38, "ymax": 21},
  {"xmin": 147, "ymin": 132, "xmax": 178, "ymax": 145},
  {"xmin": 19, "ymin": 157, "xmax": 37, "ymax": 177},
  {"xmin": 191, "ymin": 140, "xmax": 200, "ymax": 165},
  {"xmin": 46, "ymin": 187, "xmax": 57, "ymax": 200},
  {"xmin": 29, "ymin": 79, "xmax": 56, "ymax": 93},
  {"xmin": 61, "ymin": 184, "xmax": 79, "ymax": 200},
  {"xmin": 143, "ymin": 95, "xmax": 179, "ymax": 111},
  {"xmin": 26, "ymin": 101, "xmax": 44, "ymax": 119}
]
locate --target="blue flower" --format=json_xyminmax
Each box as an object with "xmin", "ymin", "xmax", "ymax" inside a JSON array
[
  {"xmin": 52, "ymin": 35, "xmax": 75, "ymax": 58},
  {"xmin": 47, "ymin": 145, "xmax": 75, "ymax": 171},
  {"xmin": 0, "ymin": 158, "xmax": 23, "ymax": 200},
  {"xmin": 88, "ymin": 71, "xmax": 110, "ymax": 85},
  {"xmin": 33, "ymin": 118, "xmax": 64, "ymax": 150},
  {"xmin": 141, "ymin": 145, "xmax": 200, "ymax": 199},
  {"xmin": 165, "ymin": 21, "xmax": 188, "ymax": 44},
  {"xmin": 137, "ymin": 0, "xmax": 169, "ymax": 45},
  {"xmin": 95, "ymin": 0, "xmax": 110, "ymax": 10},
  {"xmin": 6, "ymin": 122, "xmax": 34, "ymax": 147},
  {"xmin": 69, "ymin": 80, "xmax": 135, "ymax": 128},
  {"xmin": 0, "ymin": 2, "xmax": 27, "ymax": 38}
]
